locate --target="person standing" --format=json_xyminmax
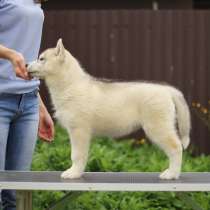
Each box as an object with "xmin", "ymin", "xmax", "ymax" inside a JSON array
[{"xmin": 0, "ymin": 0, "xmax": 54, "ymax": 209}]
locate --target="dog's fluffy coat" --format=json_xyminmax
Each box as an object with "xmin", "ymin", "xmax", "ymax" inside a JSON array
[{"xmin": 28, "ymin": 39, "xmax": 191, "ymax": 179}]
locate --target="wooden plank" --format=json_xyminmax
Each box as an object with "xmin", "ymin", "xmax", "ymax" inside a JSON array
[
  {"xmin": 16, "ymin": 191, "xmax": 32, "ymax": 210},
  {"xmin": 1, "ymin": 171, "xmax": 210, "ymax": 192}
]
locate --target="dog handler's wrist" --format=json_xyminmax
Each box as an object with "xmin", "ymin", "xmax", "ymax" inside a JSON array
[
  {"xmin": 5, "ymin": 49, "xmax": 16, "ymax": 60},
  {"xmin": 39, "ymin": 104, "xmax": 47, "ymax": 115},
  {"xmin": 38, "ymin": 93, "xmax": 47, "ymax": 114},
  {"xmin": 0, "ymin": 45, "xmax": 15, "ymax": 61},
  {"xmin": 8, "ymin": 50, "xmax": 24, "ymax": 65}
]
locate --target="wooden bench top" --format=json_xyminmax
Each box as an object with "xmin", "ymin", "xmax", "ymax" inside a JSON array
[{"xmin": 0, "ymin": 171, "xmax": 210, "ymax": 192}]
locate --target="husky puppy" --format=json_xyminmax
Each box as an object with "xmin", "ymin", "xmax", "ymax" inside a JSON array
[{"xmin": 28, "ymin": 39, "xmax": 191, "ymax": 180}]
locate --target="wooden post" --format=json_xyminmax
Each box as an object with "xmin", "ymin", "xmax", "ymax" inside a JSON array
[{"xmin": 16, "ymin": 191, "xmax": 32, "ymax": 210}]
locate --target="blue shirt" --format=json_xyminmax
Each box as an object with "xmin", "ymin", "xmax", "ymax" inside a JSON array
[{"xmin": 0, "ymin": 0, "xmax": 44, "ymax": 94}]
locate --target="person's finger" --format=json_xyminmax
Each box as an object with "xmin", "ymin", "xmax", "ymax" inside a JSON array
[
  {"xmin": 39, "ymin": 136, "xmax": 52, "ymax": 143},
  {"xmin": 15, "ymin": 68, "xmax": 25, "ymax": 78},
  {"xmin": 39, "ymin": 131, "xmax": 51, "ymax": 141},
  {"xmin": 39, "ymin": 128, "xmax": 53, "ymax": 142},
  {"xmin": 15, "ymin": 69, "xmax": 27, "ymax": 79},
  {"xmin": 17, "ymin": 61, "xmax": 30, "ymax": 79},
  {"xmin": 47, "ymin": 122, "xmax": 54, "ymax": 134},
  {"xmin": 16, "ymin": 66, "xmax": 30, "ymax": 80},
  {"xmin": 51, "ymin": 126, "xmax": 55, "ymax": 139},
  {"xmin": 44, "ymin": 120, "xmax": 54, "ymax": 139},
  {"xmin": 46, "ymin": 128, "xmax": 54, "ymax": 140}
]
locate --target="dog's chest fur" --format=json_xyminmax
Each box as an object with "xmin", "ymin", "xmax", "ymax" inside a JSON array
[{"xmin": 49, "ymin": 88, "xmax": 90, "ymax": 130}]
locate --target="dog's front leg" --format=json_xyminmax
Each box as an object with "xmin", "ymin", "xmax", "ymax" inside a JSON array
[{"xmin": 61, "ymin": 128, "xmax": 91, "ymax": 179}]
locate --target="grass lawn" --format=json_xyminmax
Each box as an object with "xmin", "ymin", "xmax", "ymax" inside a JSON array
[{"xmin": 32, "ymin": 125, "xmax": 210, "ymax": 210}]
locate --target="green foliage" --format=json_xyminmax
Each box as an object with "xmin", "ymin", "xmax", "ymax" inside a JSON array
[
  {"xmin": 192, "ymin": 101, "xmax": 210, "ymax": 131},
  {"xmin": 32, "ymin": 125, "xmax": 210, "ymax": 210}
]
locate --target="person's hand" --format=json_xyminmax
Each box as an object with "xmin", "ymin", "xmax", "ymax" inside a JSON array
[
  {"xmin": 38, "ymin": 106, "xmax": 54, "ymax": 142},
  {"xmin": 8, "ymin": 50, "xmax": 29, "ymax": 80}
]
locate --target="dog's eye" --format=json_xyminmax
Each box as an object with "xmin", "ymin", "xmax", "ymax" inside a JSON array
[{"xmin": 39, "ymin": 57, "xmax": 45, "ymax": 61}]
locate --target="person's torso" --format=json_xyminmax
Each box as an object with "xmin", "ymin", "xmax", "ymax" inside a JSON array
[{"xmin": 0, "ymin": 0, "xmax": 44, "ymax": 94}]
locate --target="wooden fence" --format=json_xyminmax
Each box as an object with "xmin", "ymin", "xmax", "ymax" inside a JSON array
[{"xmin": 40, "ymin": 10, "xmax": 210, "ymax": 154}]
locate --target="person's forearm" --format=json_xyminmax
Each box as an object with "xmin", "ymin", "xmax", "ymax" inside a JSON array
[
  {"xmin": 0, "ymin": 44, "xmax": 29, "ymax": 79},
  {"xmin": 0, "ymin": 44, "xmax": 15, "ymax": 60},
  {"xmin": 38, "ymin": 93, "xmax": 47, "ymax": 113}
]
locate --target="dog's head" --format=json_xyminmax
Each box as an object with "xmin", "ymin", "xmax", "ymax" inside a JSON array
[{"xmin": 27, "ymin": 39, "xmax": 67, "ymax": 79}]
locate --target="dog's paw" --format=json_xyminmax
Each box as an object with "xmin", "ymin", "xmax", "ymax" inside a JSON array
[
  {"xmin": 61, "ymin": 168, "xmax": 83, "ymax": 179},
  {"xmin": 159, "ymin": 169, "xmax": 180, "ymax": 180}
]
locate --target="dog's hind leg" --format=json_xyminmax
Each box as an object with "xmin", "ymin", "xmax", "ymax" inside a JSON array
[
  {"xmin": 144, "ymin": 123, "xmax": 183, "ymax": 180},
  {"xmin": 61, "ymin": 128, "xmax": 91, "ymax": 179}
]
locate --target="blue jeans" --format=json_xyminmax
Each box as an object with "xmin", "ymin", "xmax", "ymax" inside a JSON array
[{"xmin": 0, "ymin": 90, "xmax": 39, "ymax": 210}]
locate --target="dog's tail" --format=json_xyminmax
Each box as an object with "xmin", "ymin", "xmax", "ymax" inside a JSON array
[{"xmin": 168, "ymin": 87, "xmax": 191, "ymax": 149}]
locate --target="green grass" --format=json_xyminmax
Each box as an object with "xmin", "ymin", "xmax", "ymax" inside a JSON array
[{"xmin": 32, "ymin": 125, "xmax": 210, "ymax": 210}]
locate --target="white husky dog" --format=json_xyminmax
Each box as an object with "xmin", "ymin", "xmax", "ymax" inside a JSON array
[{"xmin": 28, "ymin": 39, "xmax": 191, "ymax": 180}]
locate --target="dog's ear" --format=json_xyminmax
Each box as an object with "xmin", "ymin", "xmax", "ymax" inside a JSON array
[{"xmin": 55, "ymin": 39, "xmax": 65, "ymax": 61}]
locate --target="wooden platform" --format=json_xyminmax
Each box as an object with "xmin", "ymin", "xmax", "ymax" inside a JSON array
[{"xmin": 0, "ymin": 171, "xmax": 210, "ymax": 192}]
